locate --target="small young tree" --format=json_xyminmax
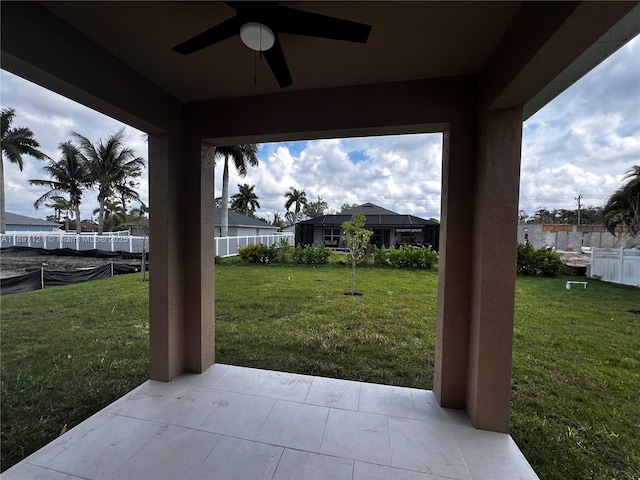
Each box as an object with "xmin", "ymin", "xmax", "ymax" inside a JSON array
[{"xmin": 341, "ymin": 213, "xmax": 373, "ymax": 296}]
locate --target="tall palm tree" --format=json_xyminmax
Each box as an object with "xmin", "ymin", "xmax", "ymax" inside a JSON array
[
  {"xmin": 1, "ymin": 108, "xmax": 49, "ymax": 232},
  {"xmin": 30, "ymin": 141, "xmax": 91, "ymax": 234},
  {"xmin": 603, "ymin": 165, "xmax": 640, "ymax": 240},
  {"xmin": 94, "ymin": 200, "xmax": 127, "ymax": 232},
  {"xmin": 45, "ymin": 196, "xmax": 74, "ymax": 231},
  {"xmin": 72, "ymin": 129, "xmax": 145, "ymax": 234},
  {"xmin": 284, "ymin": 187, "xmax": 308, "ymax": 224},
  {"xmin": 215, "ymin": 144, "xmax": 259, "ymax": 236},
  {"xmin": 231, "ymin": 183, "xmax": 260, "ymax": 216}
]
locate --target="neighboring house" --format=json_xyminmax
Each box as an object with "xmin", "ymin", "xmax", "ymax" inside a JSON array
[
  {"xmin": 518, "ymin": 223, "xmax": 639, "ymax": 251},
  {"xmin": 125, "ymin": 221, "xmax": 148, "ymax": 237},
  {"xmin": 4, "ymin": 212, "xmax": 60, "ymax": 232},
  {"xmin": 215, "ymin": 208, "xmax": 279, "ymax": 237},
  {"xmin": 78, "ymin": 221, "xmax": 100, "ymax": 233},
  {"xmin": 296, "ymin": 203, "xmax": 440, "ymax": 250}
]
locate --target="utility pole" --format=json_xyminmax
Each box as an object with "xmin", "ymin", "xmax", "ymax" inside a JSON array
[{"xmin": 575, "ymin": 194, "xmax": 583, "ymax": 225}]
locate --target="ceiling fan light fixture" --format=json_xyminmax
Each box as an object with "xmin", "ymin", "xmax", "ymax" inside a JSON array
[{"xmin": 240, "ymin": 22, "xmax": 275, "ymax": 52}]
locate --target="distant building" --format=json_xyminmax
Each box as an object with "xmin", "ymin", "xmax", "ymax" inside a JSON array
[
  {"xmin": 517, "ymin": 223, "xmax": 638, "ymax": 250},
  {"xmin": 296, "ymin": 203, "xmax": 440, "ymax": 250},
  {"xmin": 215, "ymin": 208, "xmax": 279, "ymax": 237},
  {"xmin": 4, "ymin": 212, "xmax": 60, "ymax": 232}
]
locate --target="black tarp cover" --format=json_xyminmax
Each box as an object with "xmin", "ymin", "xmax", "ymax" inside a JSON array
[{"xmin": 1, "ymin": 262, "xmax": 141, "ymax": 295}]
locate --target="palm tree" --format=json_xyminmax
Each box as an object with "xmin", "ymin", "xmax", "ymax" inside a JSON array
[
  {"xmin": 1, "ymin": 108, "xmax": 49, "ymax": 232},
  {"xmin": 30, "ymin": 141, "xmax": 91, "ymax": 234},
  {"xmin": 284, "ymin": 187, "xmax": 308, "ymax": 224},
  {"xmin": 215, "ymin": 144, "xmax": 259, "ymax": 237},
  {"xmin": 603, "ymin": 165, "xmax": 640, "ymax": 241},
  {"xmin": 231, "ymin": 183, "xmax": 260, "ymax": 216},
  {"xmin": 94, "ymin": 200, "xmax": 127, "ymax": 232},
  {"xmin": 72, "ymin": 129, "xmax": 145, "ymax": 234},
  {"xmin": 45, "ymin": 196, "xmax": 74, "ymax": 231}
]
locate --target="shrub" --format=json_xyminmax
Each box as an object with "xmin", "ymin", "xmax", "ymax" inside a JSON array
[
  {"xmin": 372, "ymin": 245, "xmax": 389, "ymax": 267},
  {"xmin": 517, "ymin": 243, "xmax": 568, "ymax": 276},
  {"xmin": 414, "ymin": 245, "xmax": 438, "ymax": 269},
  {"xmin": 381, "ymin": 245, "xmax": 439, "ymax": 269},
  {"xmin": 238, "ymin": 239, "xmax": 295, "ymax": 264},
  {"xmin": 237, "ymin": 243, "xmax": 262, "ymax": 263},
  {"xmin": 292, "ymin": 243, "xmax": 331, "ymax": 264},
  {"xmin": 257, "ymin": 243, "xmax": 279, "ymax": 264}
]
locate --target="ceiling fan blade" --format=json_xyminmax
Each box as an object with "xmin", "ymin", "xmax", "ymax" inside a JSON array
[
  {"xmin": 173, "ymin": 16, "xmax": 241, "ymax": 55},
  {"xmin": 273, "ymin": 6, "xmax": 371, "ymax": 43},
  {"xmin": 263, "ymin": 37, "xmax": 292, "ymax": 88}
]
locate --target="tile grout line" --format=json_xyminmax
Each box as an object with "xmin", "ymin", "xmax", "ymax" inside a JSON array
[
  {"xmin": 317, "ymin": 406, "xmax": 332, "ymax": 454},
  {"xmin": 384, "ymin": 414, "xmax": 393, "ymax": 468},
  {"xmin": 253, "ymin": 398, "xmax": 279, "ymax": 441},
  {"xmin": 268, "ymin": 445, "xmax": 287, "ymax": 480},
  {"xmin": 448, "ymin": 424, "xmax": 473, "ymax": 480}
]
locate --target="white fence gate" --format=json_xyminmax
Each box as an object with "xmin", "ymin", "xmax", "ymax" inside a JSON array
[
  {"xmin": 590, "ymin": 248, "xmax": 640, "ymax": 287},
  {"xmin": 215, "ymin": 233, "xmax": 294, "ymax": 257}
]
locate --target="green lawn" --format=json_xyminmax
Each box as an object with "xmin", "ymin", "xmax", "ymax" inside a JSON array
[{"xmin": 1, "ymin": 264, "xmax": 639, "ymax": 478}]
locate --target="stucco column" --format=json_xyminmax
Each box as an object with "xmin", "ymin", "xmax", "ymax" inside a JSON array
[
  {"xmin": 148, "ymin": 133, "xmax": 186, "ymax": 381},
  {"xmin": 182, "ymin": 137, "xmax": 216, "ymax": 373},
  {"xmin": 434, "ymin": 121, "xmax": 475, "ymax": 409},
  {"xmin": 466, "ymin": 108, "xmax": 523, "ymax": 432}
]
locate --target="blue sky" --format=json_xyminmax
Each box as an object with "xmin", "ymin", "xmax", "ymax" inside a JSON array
[{"xmin": 1, "ymin": 34, "xmax": 638, "ymax": 222}]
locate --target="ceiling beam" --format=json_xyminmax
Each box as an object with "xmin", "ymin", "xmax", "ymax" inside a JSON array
[
  {"xmin": 480, "ymin": 1, "xmax": 639, "ymax": 114},
  {"xmin": 0, "ymin": 1, "xmax": 183, "ymax": 133}
]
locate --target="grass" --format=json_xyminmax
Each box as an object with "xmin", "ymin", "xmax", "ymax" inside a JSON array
[
  {"xmin": 511, "ymin": 277, "xmax": 640, "ymax": 479},
  {"xmin": 1, "ymin": 263, "xmax": 639, "ymax": 478},
  {"xmin": 213, "ymin": 262, "xmax": 437, "ymax": 387}
]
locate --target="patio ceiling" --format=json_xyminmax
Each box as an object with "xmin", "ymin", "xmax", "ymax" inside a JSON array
[
  {"xmin": 4, "ymin": 1, "xmax": 639, "ymax": 123},
  {"xmin": 40, "ymin": 1, "xmax": 522, "ymax": 103}
]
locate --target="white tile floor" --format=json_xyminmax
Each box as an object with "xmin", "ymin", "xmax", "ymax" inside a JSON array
[{"xmin": 2, "ymin": 364, "xmax": 539, "ymax": 480}]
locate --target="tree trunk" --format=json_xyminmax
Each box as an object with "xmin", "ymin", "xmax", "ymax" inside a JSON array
[
  {"xmin": 351, "ymin": 258, "xmax": 356, "ymax": 295},
  {"xmin": 0, "ymin": 157, "xmax": 5, "ymax": 234},
  {"xmin": 74, "ymin": 203, "xmax": 82, "ymax": 234},
  {"xmin": 98, "ymin": 200, "xmax": 105, "ymax": 235},
  {"xmin": 221, "ymin": 155, "xmax": 229, "ymax": 237}
]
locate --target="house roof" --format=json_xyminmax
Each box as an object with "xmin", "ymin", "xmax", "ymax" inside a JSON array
[
  {"xmin": 341, "ymin": 203, "xmax": 399, "ymax": 215},
  {"xmin": 215, "ymin": 208, "xmax": 278, "ymax": 229},
  {"xmin": 4, "ymin": 212, "xmax": 60, "ymax": 227},
  {"xmin": 300, "ymin": 204, "xmax": 439, "ymax": 228}
]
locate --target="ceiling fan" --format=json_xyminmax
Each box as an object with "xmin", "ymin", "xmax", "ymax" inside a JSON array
[{"xmin": 172, "ymin": 2, "xmax": 372, "ymax": 88}]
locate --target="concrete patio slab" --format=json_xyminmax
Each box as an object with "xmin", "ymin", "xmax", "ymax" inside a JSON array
[{"xmin": 2, "ymin": 364, "xmax": 539, "ymax": 480}]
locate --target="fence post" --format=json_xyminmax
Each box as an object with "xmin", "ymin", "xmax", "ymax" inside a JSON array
[
  {"xmin": 620, "ymin": 248, "xmax": 625, "ymax": 284},
  {"xmin": 40, "ymin": 267, "xmax": 45, "ymax": 289}
]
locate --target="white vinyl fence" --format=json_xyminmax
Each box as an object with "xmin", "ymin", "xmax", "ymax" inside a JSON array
[
  {"xmin": 2, "ymin": 232, "xmax": 295, "ymax": 258},
  {"xmin": 590, "ymin": 248, "xmax": 640, "ymax": 287},
  {"xmin": 216, "ymin": 233, "xmax": 294, "ymax": 257},
  {"xmin": 1, "ymin": 232, "xmax": 148, "ymax": 254}
]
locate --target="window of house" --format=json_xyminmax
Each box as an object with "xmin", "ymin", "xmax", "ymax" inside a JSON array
[{"xmin": 324, "ymin": 228, "xmax": 341, "ymax": 245}]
